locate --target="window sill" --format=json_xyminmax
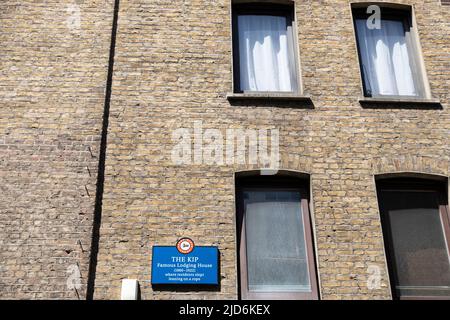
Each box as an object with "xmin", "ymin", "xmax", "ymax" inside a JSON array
[
  {"xmin": 226, "ymin": 93, "xmax": 313, "ymax": 108},
  {"xmin": 359, "ymin": 97, "xmax": 442, "ymax": 109},
  {"xmin": 227, "ymin": 92, "xmax": 312, "ymax": 102}
]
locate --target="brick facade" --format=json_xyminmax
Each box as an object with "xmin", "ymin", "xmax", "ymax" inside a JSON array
[
  {"xmin": 0, "ymin": 0, "xmax": 115, "ymax": 299},
  {"xmin": 0, "ymin": 0, "xmax": 449, "ymax": 300}
]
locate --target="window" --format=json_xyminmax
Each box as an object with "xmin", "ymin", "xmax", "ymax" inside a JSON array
[
  {"xmin": 236, "ymin": 175, "xmax": 318, "ymax": 299},
  {"xmin": 353, "ymin": 6, "xmax": 427, "ymax": 98},
  {"xmin": 232, "ymin": 3, "xmax": 299, "ymax": 93},
  {"xmin": 376, "ymin": 178, "xmax": 450, "ymax": 299}
]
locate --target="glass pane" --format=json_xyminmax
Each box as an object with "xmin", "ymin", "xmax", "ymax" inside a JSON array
[
  {"xmin": 355, "ymin": 17, "xmax": 417, "ymax": 96},
  {"xmin": 237, "ymin": 15, "xmax": 294, "ymax": 92},
  {"xmin": 380, "ymin": 190, "xmax": 450, "ymax": 297},
  {"xmin": 243, "ymin": 190, "xmax": 310, "ymax": 292}
]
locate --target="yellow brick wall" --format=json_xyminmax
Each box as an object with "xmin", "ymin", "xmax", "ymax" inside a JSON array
[
  {"xmin": 0, "ymin": 0, "xmax": 448, "ymax": 300},
  {"xmin": 93, "ymin": 0, "xmax": 449, "ymax": 299},
  {"xmin": 0, "ymin": 1, "xmax": 115, "ymax": 299}
]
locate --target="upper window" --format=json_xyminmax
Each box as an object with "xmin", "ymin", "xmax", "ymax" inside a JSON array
[
  {"xmin": 376, "ymin": 178, "xmax": 450, "ymax": 299},
  {"xmin": 236, "ymin": 175, "xmax": 318, "ymax": 300},
  {"xmin": 352, "ymin": 6, "xmax": 428, "ymax": 98},
  {"xmin": 232, "ymin": 3, "xmax": 299, "ymax": 93}
]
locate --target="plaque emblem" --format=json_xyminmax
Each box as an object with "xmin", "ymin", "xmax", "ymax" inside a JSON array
[{"xmin": 176, "ymin": 238, "xmax": 194, "ymax": 254}]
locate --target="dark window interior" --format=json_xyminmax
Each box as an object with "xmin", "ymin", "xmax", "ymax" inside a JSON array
[{"xmin": 377, "ymin": 178, "xmax": 450, "ymax": 299}]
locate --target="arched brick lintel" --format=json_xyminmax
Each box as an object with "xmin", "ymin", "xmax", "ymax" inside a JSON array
[
  {"xmin": 371, "ymin": 155, "xmax": 449, "ymax": 178},
  {"xmin": 232, "ymin": 153, "xmax": 313, "ymax": 176}
]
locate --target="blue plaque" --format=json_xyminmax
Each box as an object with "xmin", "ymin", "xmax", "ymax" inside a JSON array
[{"xmin": 151, "ymin": 246, "xmax": 219, "ymax": 285}]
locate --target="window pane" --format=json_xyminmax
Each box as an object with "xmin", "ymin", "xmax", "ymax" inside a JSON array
[
  {"xmin": 238, "ymin": 15, "xmax": 293, "ymax": 92},
  {"xmin": 355, "ymin": 18, "xmax": 417, "ymax": 96},
  {"xmin": 243, "ymin": 190, "xmax": 310, "ymax": 292},
  {"xmin": 380, "ymin": 190, "xmax": 450, "ymax": 297}
]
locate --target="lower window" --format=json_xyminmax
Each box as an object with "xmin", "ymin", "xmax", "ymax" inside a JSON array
[
  {"xmin": 236, "ymin": 176, "xmax": 318, "ymax": 300},
  {"xmin": 377, "ymin": 178, "xmax": 450, "ymax": 299}
]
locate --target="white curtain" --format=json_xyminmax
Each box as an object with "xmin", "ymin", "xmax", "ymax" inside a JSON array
[
  {"xmin": 238, "ymin": 15, "xmax": 293, "ymax": 92},
  {"xmin": 356, "ymin": 19, "xmax": 417, "ymax": 96},
  {"xmin": 244, "ymin": 191, "xmax": 310, "ymax": 292}
]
